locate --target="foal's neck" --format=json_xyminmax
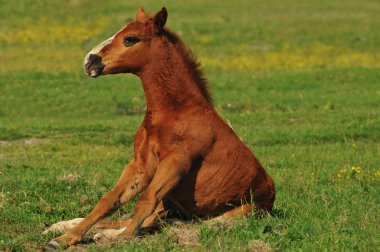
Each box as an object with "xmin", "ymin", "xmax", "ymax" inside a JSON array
[{"xmin": 139, "ymin": 42, "xmax": 210, "ymax": 115}]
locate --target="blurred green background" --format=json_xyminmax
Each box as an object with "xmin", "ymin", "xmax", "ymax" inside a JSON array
[{"xmin": 0, "ymin": 0, "xmax": 379, "ymax": 251}]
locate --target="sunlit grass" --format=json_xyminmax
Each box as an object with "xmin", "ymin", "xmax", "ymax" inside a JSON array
[
  {"xmin": 201, "ymin": 43, "xmax": 380, "ymax": 71},
  {"xmin": 0, "ymin": 16, "xmax": 108, "ymax": 45},
  {"xmin": 0, "ymin": 0, "xmax": 379, "ymax": 251}
]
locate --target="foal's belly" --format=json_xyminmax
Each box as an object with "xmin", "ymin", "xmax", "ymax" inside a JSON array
[{"xmin": 168, "ymin": 147, "xmax": 256, "ymax": 217}]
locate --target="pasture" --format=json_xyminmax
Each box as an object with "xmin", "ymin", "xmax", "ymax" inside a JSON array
[{"xmin": 0, "ymin": 0, "xmax": 379, "ymax": 251}]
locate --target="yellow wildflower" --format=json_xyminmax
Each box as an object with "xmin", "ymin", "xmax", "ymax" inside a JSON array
[
  {"xmin": 351, "ymin": 166, "xmax": 361, "ymax": 174},
  {"xmin": 339, "ymin": 167, "xmax": 348, "ymax": 173}
]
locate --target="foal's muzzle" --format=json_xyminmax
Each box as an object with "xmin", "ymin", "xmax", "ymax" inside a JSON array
[{"xmin": 84, "ymin": 54, "xmax": 105, "ymax": 78}]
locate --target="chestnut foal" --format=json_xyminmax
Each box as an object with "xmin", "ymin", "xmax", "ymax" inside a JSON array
[{"xmin": 46, "ymin": 7, "xmax": 275, "ymax": 249}]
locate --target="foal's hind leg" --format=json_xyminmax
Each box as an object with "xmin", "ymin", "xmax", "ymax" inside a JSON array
[
  {"xmin": 205, "ymin": 204, "xmax": 253, "ymax": 224},
  {"xmin": 43, "ymin": 218, "xmax": 85, "ymax": 234},
  {"xmin": 221, "ymin": 203, "xmax": 253, "ymax": 218},
  {"xmin": 93, "ymin": 200, "xmax": 167, "ymax": 241}
]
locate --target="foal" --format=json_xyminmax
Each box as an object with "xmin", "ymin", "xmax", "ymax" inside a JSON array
[{"xmin": 46, "ymin": 7, "xmax": 275, "ymax": 249}]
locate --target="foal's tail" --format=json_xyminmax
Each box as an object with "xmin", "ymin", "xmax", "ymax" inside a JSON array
[
  {"xmin": 255, "ymin": 175, "xmax": 276, "ymax": 212},
  {"xmin": 250, "ymin": 161, "xmax": 276, "ymax": 212}
]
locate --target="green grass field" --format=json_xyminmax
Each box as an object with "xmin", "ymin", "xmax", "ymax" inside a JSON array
[{"xmin": 1, "ymin": 0, "xmax": 379, "ymax": 251}]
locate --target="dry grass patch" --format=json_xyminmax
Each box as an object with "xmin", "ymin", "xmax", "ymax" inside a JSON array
[
  {"xmin": 168, "ymin": 226, "xmax": 201, "ymax": 248},
  {"xmin": 248, "ymin": 239, "xmax": 272, "ymax": 252},
  {"xmin": 57, "ymin": 172, "xmax": 80, "ymax": 183}
]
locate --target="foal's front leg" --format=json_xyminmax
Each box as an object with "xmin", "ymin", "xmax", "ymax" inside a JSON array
[
  {"xmin": 92, "ymin": 199, "xmax": 167, "ymax": 241},
  {"xmin": 122, "ymin": 153, "xmax": 191, "ymax": 237},
  {"xmin": 46, "ymin": 161, "xmax": 147, "ymax": 249}
]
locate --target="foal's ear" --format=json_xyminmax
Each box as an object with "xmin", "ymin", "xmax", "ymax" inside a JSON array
[
  {"xmin": 136, "ymin": 6, "xmax": 149, "ymax": 22},
  {"xmin": 153, "ymin": 7, "xmax": 168, "ymax": 34}
]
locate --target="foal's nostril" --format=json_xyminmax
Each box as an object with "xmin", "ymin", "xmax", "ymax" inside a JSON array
[
  {"xmin": 88, "ymin": 54, "xmax": 102, "ymax": 63},
  {"xmin": 84, "ymin": 54, "xmax": 105, "ymax": 78}
]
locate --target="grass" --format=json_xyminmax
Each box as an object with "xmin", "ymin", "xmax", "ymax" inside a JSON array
[{"xmin": 0, "ymin": 0, "xmax": 379, "ymax": 251}]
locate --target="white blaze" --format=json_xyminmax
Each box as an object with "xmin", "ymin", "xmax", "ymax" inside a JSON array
[
  {"xmin": 83, "ymin": 35, "xmax": 115, "ymax": 65},
  {"xmin": 90, "ymin": 35, "xmax": 115, "ymax": 54}
]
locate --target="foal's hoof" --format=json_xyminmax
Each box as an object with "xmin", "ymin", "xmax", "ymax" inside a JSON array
[
  {"xmin": 44, "ymin": 240, "xmax": 61, "ymax": 250},
  {"xmin": 44, "ymin": 234, "xmax": 77, "ymax": 250}
]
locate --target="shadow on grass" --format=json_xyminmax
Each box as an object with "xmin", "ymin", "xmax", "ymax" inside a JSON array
[{"xmin": 270, "ymin": 208, "xmax": 286, "ymax": 219}]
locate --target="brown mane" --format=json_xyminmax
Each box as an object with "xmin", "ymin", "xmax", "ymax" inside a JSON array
[{"xmin": 163, "ymin": 28, "xmax": 213, "ymax": 106}]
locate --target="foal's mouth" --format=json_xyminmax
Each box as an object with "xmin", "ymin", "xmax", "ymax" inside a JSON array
[
  {"xmin": 87, "ymin": 67, "xmax": 104, "ymax": 78},
  {"xmin": 84, "ymin": 54, "xmax": 105, "ymax": 78}
]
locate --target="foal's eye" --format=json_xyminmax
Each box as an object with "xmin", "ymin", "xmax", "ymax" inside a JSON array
[{"xmin": 123, "ymin": 36, "xmax": 140, "ymax": 47}]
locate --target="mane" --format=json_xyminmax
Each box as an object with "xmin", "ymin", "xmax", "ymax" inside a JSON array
[{"xmin": 163, "ymin": 28, "xmax": 213, "ymax": 106}]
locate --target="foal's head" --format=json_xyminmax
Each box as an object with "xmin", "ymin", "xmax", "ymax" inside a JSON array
[{"xmin": 84, "ymin": 7, "xmax": 168, "ymax": 77}]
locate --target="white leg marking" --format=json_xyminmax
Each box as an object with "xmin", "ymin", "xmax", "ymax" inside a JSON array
[
  {"xmin": 93, "ymin": 227, "xmax": 127, "ymax": 241},
  {"xmin": 43, "ymin": 218, "xmax": 84, "ymax": 234}
]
